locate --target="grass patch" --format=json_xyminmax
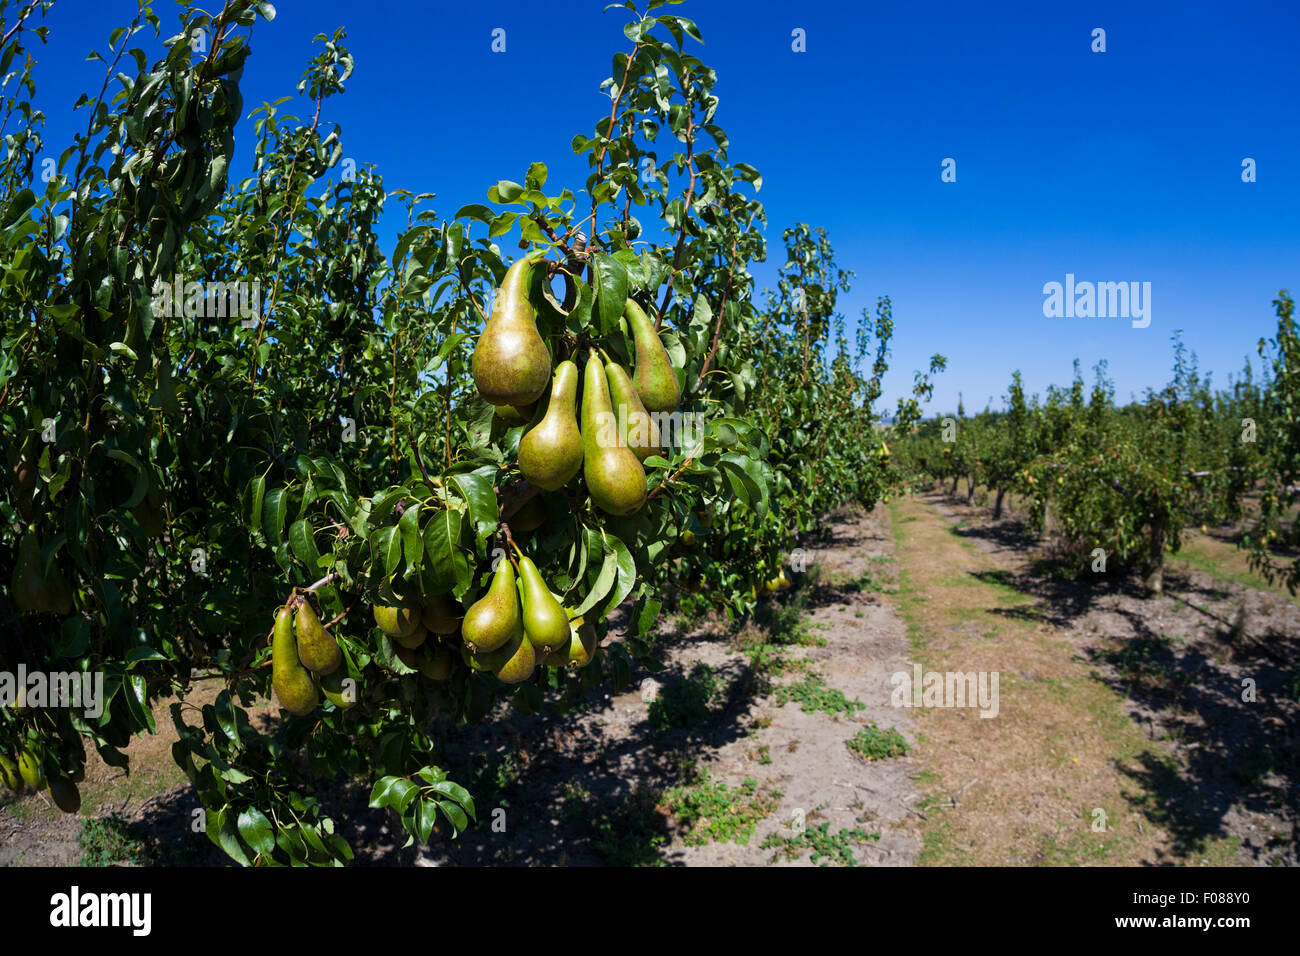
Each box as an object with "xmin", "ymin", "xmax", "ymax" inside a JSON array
[
  {"xmin": 772, "ymin": 674, "xmax": 865, "ymax": 717},
  {"xmin": 78, "ymin": 815, "xmax": 143, "ymax": 867},
  {"xmin": 761, "ymin": 821, "xmax": 880, "ymax": 866},
  {"xmin": 662, "ymin": 773, "xmax": 782, "ymax": 846},
  {"xmin": 847, "ymin": 723, "xmax": 911, "ymax": 761}
]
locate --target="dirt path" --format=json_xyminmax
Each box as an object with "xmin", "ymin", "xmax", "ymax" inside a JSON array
[
  {"xmin": 892, "ymin": 491, "xmax": 1298, "ymax": 866},
  {"xmin": 420, "ymin": 504, "xmax": 922, "ymax": 866}
]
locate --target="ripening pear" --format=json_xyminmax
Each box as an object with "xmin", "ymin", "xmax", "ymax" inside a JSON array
[
  {"xmin": 49, "ymin": 775, "xmax": 81, "ymax": 814},
  {"xmin": 320, "ymin": 669, "xmax": 357, "ymax": 709},
  {"xmin": 541, "ymin": 619, "xmax": 599, "ymax": 669},
  {"xmin": 415, "ymin": 644, "xmax": 454, "ymax": 681},
  {"xmin": 625, "ymin": 298, "xmax": 680, "ymax": 412},
  {"xmin": 461, "ymin": 559, "xmax": 522, "ymax": 654},
  {"xmin": 509, "ymin": 497, "xmax": 547, "ymax": 533},
  {"xmin": 603, "ymin": 352, "xmax": 662, "ymax": 462},
  {"xmin": 0, "ymin": 753, "xmax": 20, "ymax": 791},
  {"xmin": 472, "ymin": 256, "xmax": 551, "ymax": 406},
  {"xmin": 392, "ymin": 622, "xmax": 429, "ymax": 650},
  {"xmin": 17, "ymin": 746, "xmax": 44, "ymax": 790},
  {"xmin": 493, "ymin": 402, "xmax": 535, "ymax": 427},
  {"xmin": 518, "ymin": 359, "xmax": 583, "ymax": 491},
  {"xmin": 513, "ymin": 547, "xmax": 569, "ymax": 654},
  {"xmin": 492, "ymin": 632, "xmax": 537, "ymax": 685},
  {"xmin": 295, "ymin": 599, "xmax": 342, "ymax": 675},
  {"xmin": 272, "ymin": 605, "xmax": 319, "ymax": 716},
  {"xmin": 420, "ymin": 593, "xmax": 463, "ymax": 635},
  {"xmin": 581, "ymin": 351, "xmax": 647, "ymax": 515},
  {"xmin": 373, "ymin": 600, "xmax": 420, "ymax": 639},
  {"xmin": 10, "ymin": 531, "xmax": 44, "ymax": 613}
]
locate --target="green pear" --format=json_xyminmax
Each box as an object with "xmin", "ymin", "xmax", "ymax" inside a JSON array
[
  {"xmin": 461, "ymin": 559, "xmax": 522, "ymax": 653},
  {"xmin": 493, "ymin": 402, "xmax": 535, "ymax": 426},
  {"xmin": 472, "ymin": 256, "xmax": 551, "ymax": 406},
  {"xmin": 492, "ymin": 632, "xmax": 537, "ymax": 685},
  {"xmin": 581, "ymin": 351, "xmax": 647, "ymax": 515},
  {"xmin": 518, "ymin": 359, "xmax": 583, "ymax": 491},
  {"xmin": 541, "ymin": 618, "xmax": 599, "ymax": 668},
  {"xmin": 625, "ymin": 298, "xmax": 680, "ymax": 412},
  {"xmin": 392, "ymin": 622, "xmax": 429, "ymax": 650},
  {"xmin": 509, "ymin": 497, "xmax": 547, "ymax": 533},
  {"xmin": 373, "ymin": 600, "xmax": 420, "ymax": 639},
  {"xmin": 420, "ymin": 593, "xmax": 463, "ymax": 635},
  {"xmin": 49, "ymin": 775, "xmax": 81, "ymax": 814},
  {"xmin": 0, "ymin": 753, "xmax": 21, "ymax": 791},
  {"xmin": 603, "ymin": 352, "xmax": 662, "ymax": 462},
  {"xmin": 415, "ymin": 644, "xmax": 454, "ymax": 681},
  {"xmin": 320, "ymin": 669, "xmax": 358, "ymax": 709},
  {"xmin": 272, "ymin": 605, "xmax": 319, "ymax": 716},
  {"xmin": 295, "ymin": 599, "xmax": 342, "ymax": 675},
  {"xmin": 17, "ymin": 746, "xmax": 44, "ymax": 790},
  {"xmin": 10, "ymin": 531, "xmax": 44, "ymax": 613},
  {"xmin": 513, "ymin": 547, "xmax": 569, "ymax": 654}
]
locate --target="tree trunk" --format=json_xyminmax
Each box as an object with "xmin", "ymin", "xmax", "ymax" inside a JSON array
[
  {"xmin": 1142, "ymin": 515, "xmax": 1166, "ymax": 596},
  {"xmin": 950, "ymin": 475, "xmax": 960, "ymax": 496},
  {"xmin": 993, "ymin": 487, "xmax": 1005, "ymax": 519},
  {"xmin": 965, "ymin": 474, "xmax": 975, "ymax": 501}
]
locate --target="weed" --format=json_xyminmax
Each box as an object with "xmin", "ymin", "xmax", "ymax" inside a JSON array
[
  {"xmin": 762, "ymin": 822, "xmax": 881, "ymax": 866},
  {"xmin": 772, "ymin": 674, "xmax": 865, "ymax": 717},
  {"xmin": 663, "ymin": 773, "xmax": 782, "ymax": 846},
  {"xmin": 847, "ymin": 723, "xmax": 911, "ymax": 761},
  {"xmin": 78, "ymin": 815, "xmax": 143, "ymax": 867}
]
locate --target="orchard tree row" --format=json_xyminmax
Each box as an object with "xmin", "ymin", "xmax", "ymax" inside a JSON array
[
  {"xmin": 898, "ymin": 297, "xmax": 1300, "ymax": 596},
  {"xmin": 0, "ymin": 0, "xmax": 930, "ymax": 863}
]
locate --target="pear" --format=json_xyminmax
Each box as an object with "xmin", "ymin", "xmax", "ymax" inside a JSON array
[
  {"xmin": 509, "ymin": 497, "xmax": 547, "ymax": 533},
  {"xmin": 472, "ymin": 256, "xmax": 551, "ymax": 406},
  {"xmin": 295, "ymin": 599, "xmax": 342, "ymax": 675},
  {"xmin": 492, "ymin": 632, "xmax": 537, "ymax": 685},
  {"xmin": 0, "ymin": 753, "xmax": 21, "ymax": 791},
  {"xmin": 518, "ymin": 359, "xmax": 583, "ymax": 491},
  {"xmin": 17, "ymin": 746, "xmax": 44, "ymax": 790},
  {"xmin": 415, "ymin": 644, "xmax": 454, "ymax": 681},
  {"xmin": 603, "ymin": 352, "xmax": 662, "ymax": 462},
  {"xmin": 48, "ymin": 775, "xmax": 81, "ymax": 814},
  {"xmin": 132, "ymin": 486, "xmax": 167, "ymax": 538},
  {"xmin": 420, "ymin": 593, "xmax": 463, "ymax": 635},
  {"xmin": 10, "ymin": 531, "xmax": 44, "ymax": 613},
  {"xmin": 272, "ymin": 605, "xmax": 319, "ymax": 716},
  {"xmin": 581, "ymin": 351, "xmax": 647, "ymax": 515},
  {"xmin": 493, "ymin": 402, "xmax": 535, "ymax": 427},
  {"xmin": 320, "ymin": 670, "xmax": 357, "ymax": 709},
  {"xmin": 373, "ymin": 600, "xmax": 420, "ymax": 639},
  {"xmin": 392, "ymin": 622, "xmax": 429, "ymax": 650},
  {"xmin": 541, "ymin": 619, "xmax": 598, "ymax": 668},
  {"xmin": 625, "ymin": 298, "xmax": 680, "ymax": 412},
  {"xmin": 461, "ymin": 560, "xmax": 522, "ymax": 654},
  {"xmin": 513, "ymin": 547, "xmax": 569, "ymax": 654}
]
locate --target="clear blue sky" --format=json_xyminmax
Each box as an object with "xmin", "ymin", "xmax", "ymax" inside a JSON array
[{"xmin": 25, "ymin": 0, "xmax": 1300, "ymax": 416}]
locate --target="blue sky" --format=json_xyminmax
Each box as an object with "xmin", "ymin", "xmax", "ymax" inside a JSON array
[{"xmin": 26, "ymin": 0, "xmax": 1300, "ymax": 415}]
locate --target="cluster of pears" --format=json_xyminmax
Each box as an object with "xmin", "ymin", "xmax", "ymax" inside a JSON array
[
  {"xmin": 459, "ymin": 544, "xmax": 596, "ymax": 684},
  {"xmin": 371, "ymin": 592, "xmax": 462, "ymax": 681},
  {"xmin": 271, "ymin": 596, "xmax": 353, "ymax": 716},
  {"xmin": 0, "ymin": 741, "xmax": 82, "ymax": 814},
  {"xmin": 471, "ymin": 256, "xmax": 682, "ymax": 516},
  {"xmin": 9, "ymin": 530, "xmax": 73, "ymax": 615}
]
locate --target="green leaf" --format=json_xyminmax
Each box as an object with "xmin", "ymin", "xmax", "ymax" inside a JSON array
[
  {"xmin": 237, "ymin": 808, "xmax": 275, "ymax": 857},
  {"xmin": 399, "ymin": 501, "xmax": 423, "ymax": 571},
  {"xmin": 591, "ymin": 252, "xmax": 629, "ymax": 335},
  {"xmin": 289, "ymin": 519, "xmax": 322, "ymax": 574},
  {"xmin": 370, "ymin": 776, "xmax": 420, "ymax": 813}
]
